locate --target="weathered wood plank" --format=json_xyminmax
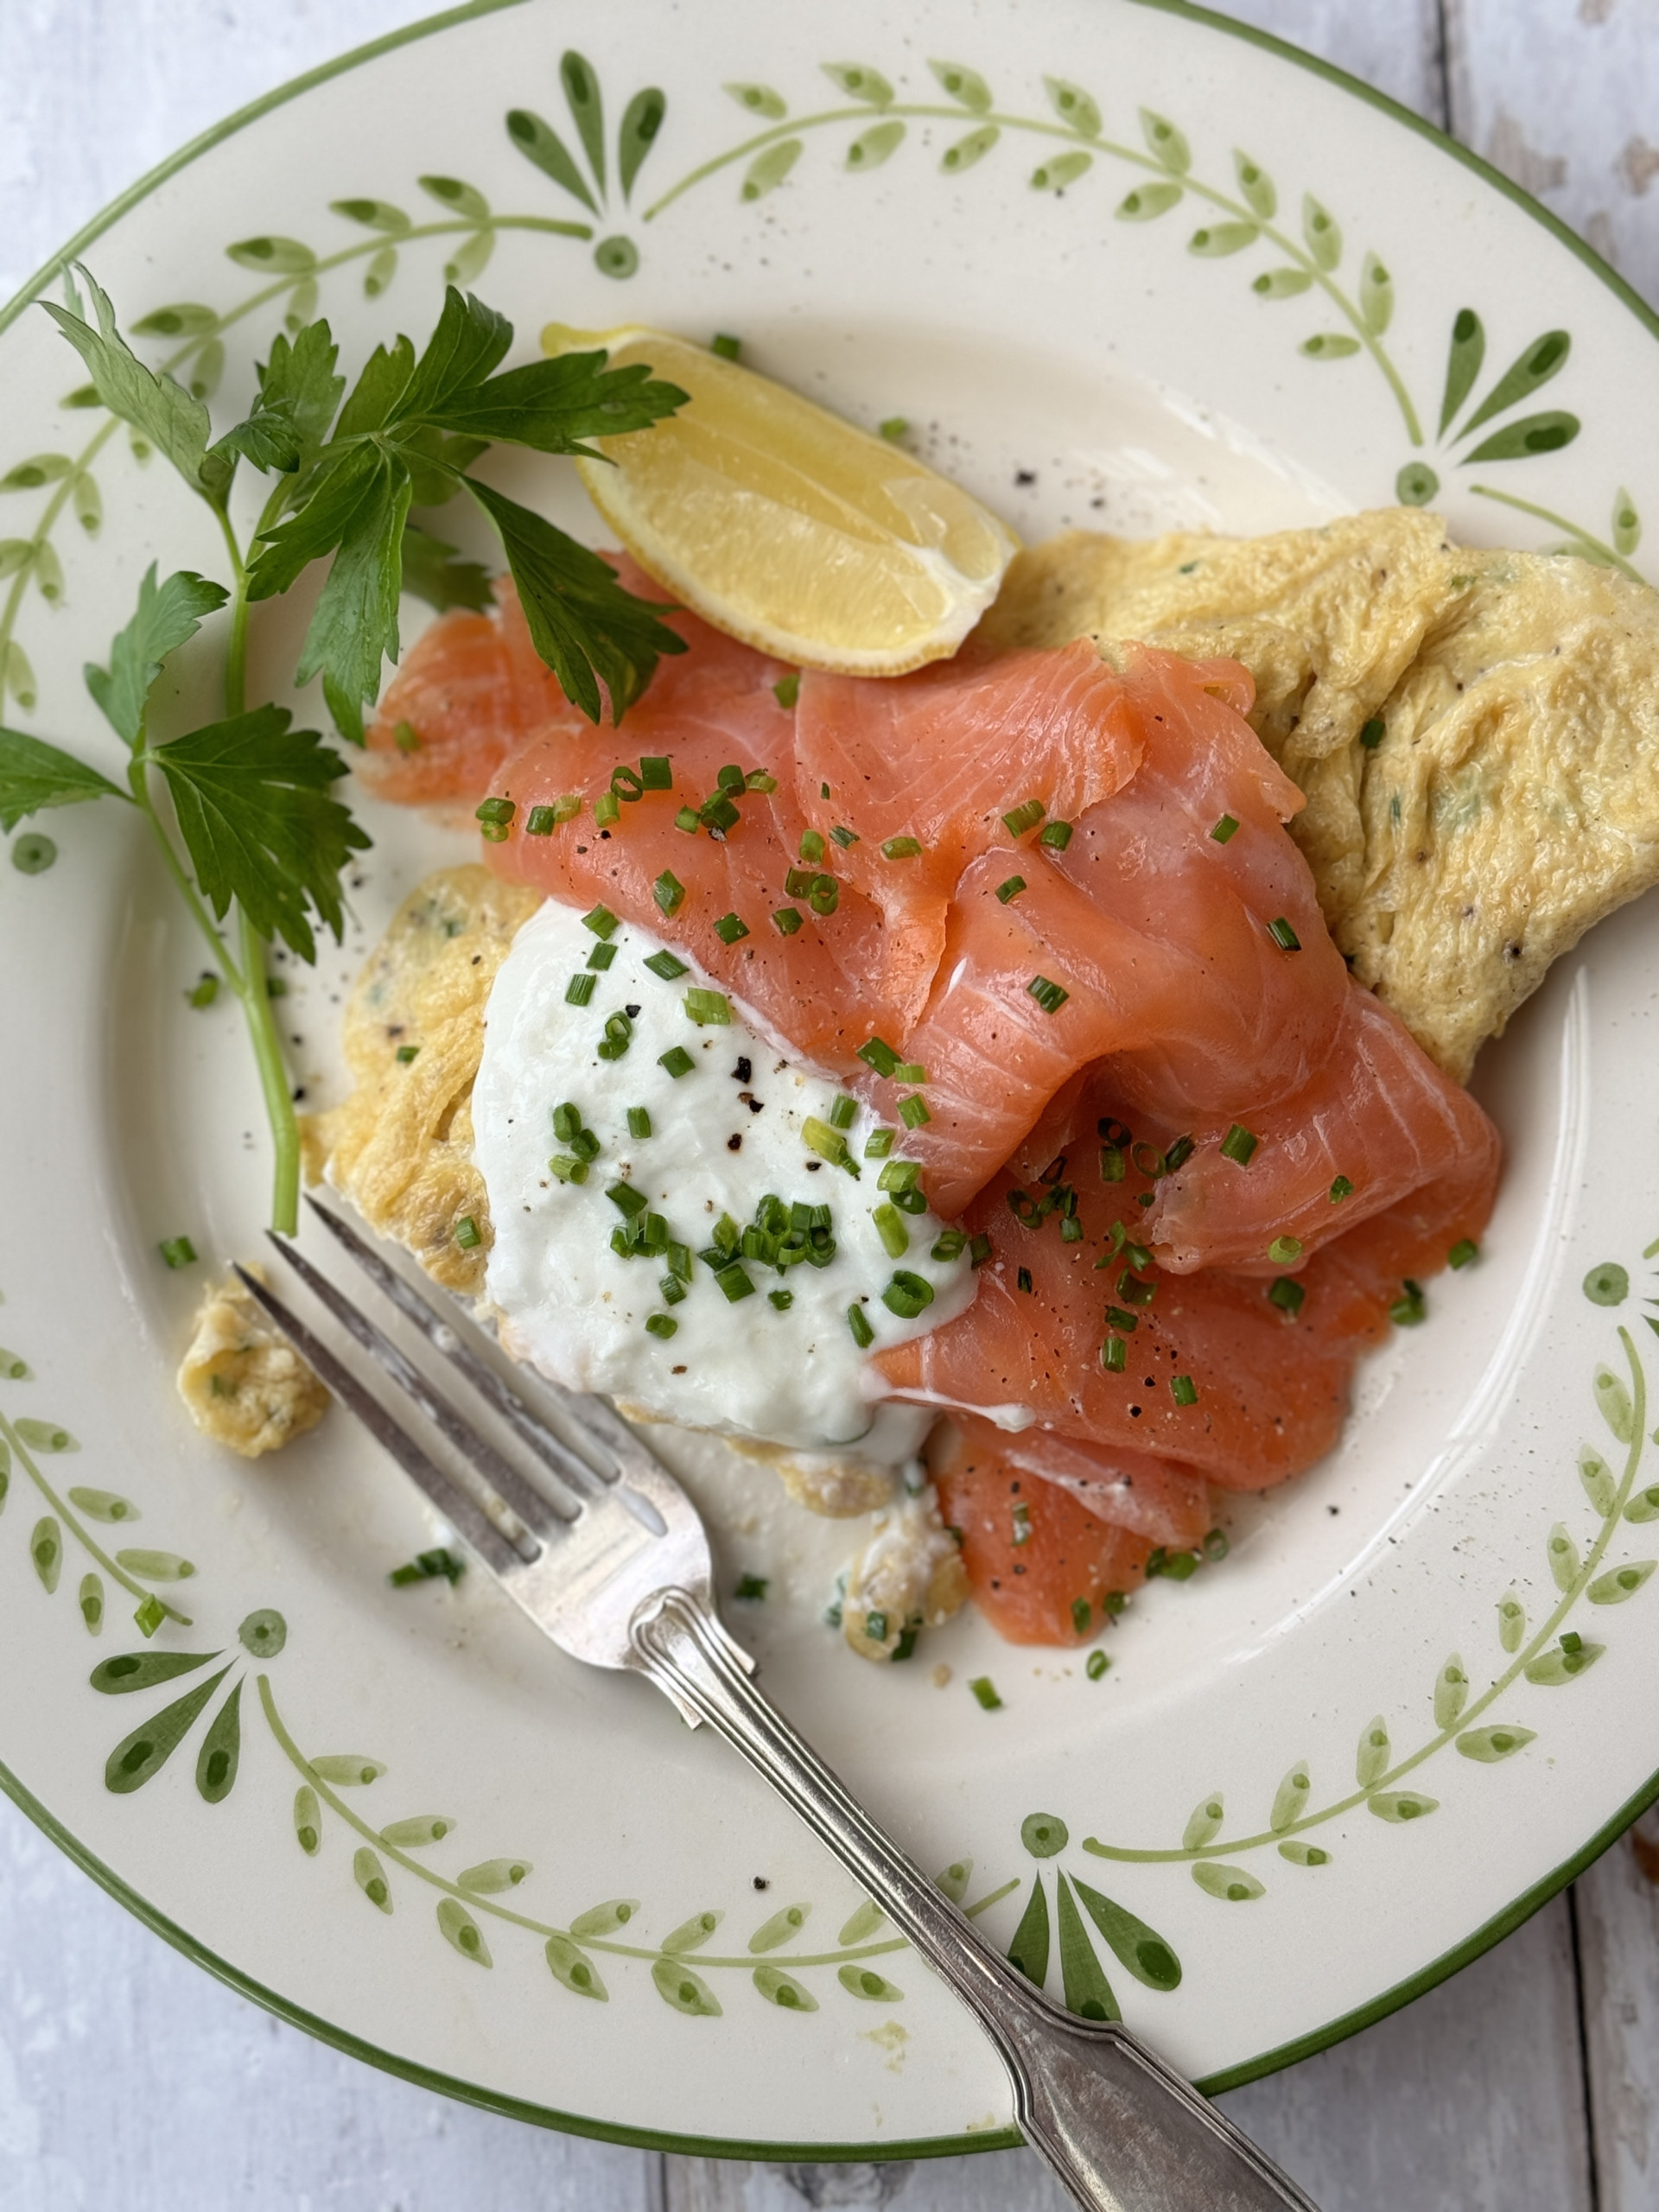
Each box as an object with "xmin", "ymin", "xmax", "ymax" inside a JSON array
[
  {"xmin": 1573, "ymin": 1807, "xmax": 1659, "ymax": 2212},
  {"xmin": 1198, "ymin": 0, "xmax": 1448, "ymax": 126},
  {"xmin": 1446, "ymin": 0, "xmax": 1659, "ymax": 305}
]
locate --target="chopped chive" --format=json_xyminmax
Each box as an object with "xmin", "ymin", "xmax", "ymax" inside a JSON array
[
  {"xmin": 1268, "ymin": 916, "xmax": 1302, "ymax": 951},
  {"xmin": 1100, "ymin": 1145, "xmax": 1126, "ymax": 1183},
  {"xmin": 395, "ymin": 1043, "xmax": 419, "ymax": 1064},
  {"xmin": 746, "ymin": 768, "xmax": 779, "ymax": 793},
  {"xmin": 1103, "ymin": 1306, "xmax": 1140, "ymax": 1332},
  {"xmin": 1117, "ymin": 1271, "xmax": 1155, "ymax": 1306},
  {"xmin": 476, "ymin": 795, "xmax": 515, "ymax": 825},
  {"xmin": 716, "ymin": 766, "xmax": 746, "ymax": 798},
  {"xmin": 1016, "ymin": 1266, "xmax": 1033, "ymax": 1294},
  {"xmin": 666, "ymin": 1241, "xmax": 692, "ymax": 1281},
  {"xmin": 1268, "ymin": 1275, "xmax": 1305, "ymax": 1315},
  {"xmin": 1163, "ymin": 1135, "xmax": 1195, "ymax": 1173},
  {"xmin": 714, "ymin": 912, "xmax": 750, "ymax": 946},
  {"xmin": 1448, "ymin": 1237, "xmax": 1478, "ymax": 1269},
  {"xmin": 858, "ymin": 1036, "xmax": 900, "ymax": 1078},
  {"xmin": 1220, "ymin": 1123, "xmax": 1259, "ymax": 1166},
  {"xmin": 659, "ymin": 1274, "xmax": 687, "ymax": 1306},
  {"xmin": 565, "ymin": 972, "xmax": 597, "ymax": 1006},
  {"xmin": 820, "ymin": 781, "xmax": 830, "ymax": 799},
  {"xmin": 1100, "ymin": 1336, "xmax": 1127, "ymax": 1372},
  {"xmin": 645, "ymin": 1313, "xmax": 678, "ymax": 1338},
  {"xmin": 1086, "ymin": 1649, "xmax": 1110, "ymax": 1680},
  {"xmin": 159, "ymin": 1236, "xmax": 197, "ymax": 1269},
  {"xmin": 865, "ymin": 1609, "xmax": 889, "ymax": 1642},
  {"xmin": 878, "ymin": 1160, "xmax": 921, "ymax": 1193},
  {"xmin": 1123, "ymin": 1240, "xmax": 1152, "ymax": 1273},
  {"xmin": 969, "ymin": 1676, "xmax": 1002, "ymax": 1711},
  {"xmin": 658, "ymin": 1046, "xmax": 696, "ymax": 1078},
  {"xmin": 523, "ymin": 804, "xmax": 556, "ymax": 837},
  {"xmin": 808, "ymin": 874, "xmax": 839, "ymax": 917},
  {"xmin": 1038, "ymin": 820, "xmax": 1074, "ymax": 850},
  {"xmin": 1359, "ymin": 716, "xmax": 1386, "ymax": 749},
  {"xmin": 586, "ymin": 940, "xmax": 617, "ymax": 970},
  {"xmin": 798, "ymin": 830, "xmax": 825, "ymax": 865},
  {"xmin": 771, "ymin": 905, "xmax": 804, "ymax": 938},
  {"xmin": 847, "ymin": 1303, "xmax": 874, "ymax": 1348},
  {"xmin": 1002, "ymin": 798, "xmax": 1046, "ymax": 838},
  {"xmin": 454, "ymin": 1216, "xmax": 482, "ymax": 1251},
  {"xmin": 1060, "ymin": 1214, "xmax": 1083, "ymax": 1243},
  {"xmin": 626, "ymin": 1107, "xmax": 652, "ymax": 1140},
  {"xmin": 552, "ymin": 1102, "xmax": 582, "ymax": 1141},
  {"xmin": 552, "ymin": 792, "xmax": 582, "ymax": 824},
  {"xmin": 607, "ymin": 1182, "xmax": 647, "ymax": 1220},
  {"xmin": 1210, "ymin": 812, "xmax": 1240, "ymax": 844},
  {"xmin": 1203, "ymin": 1528, "xmax": 1230, "ymax": 1562},
  {"xmin": 547, "ymin": 1154, "xmax": 588, "ymax": 1184},
  {"xmin": 830, "ymin": 824, "xmax": 859, "ymax": 849},
  {"xmin": 829, "ymin": 1094, "xmax": 857, "ymax": 1130},
  {"xmin": 893, "ymin": 1061, "xmax": 926, "ymax": 1084},
  {"xmin": 802, "ymin": 1116, "xmax": 860, "ymax": 1175},
  {"xmin": 594, "ymin": 790, "xmax": 620, "ymax": 829},
  {"xmin": 898, "ymin": 1095, "xmax": 931, "ymax": 1129},
  {"xmin": 1267, "ymin": 1235, "xmax": 1303, "ymax": 1263},
  {"xmin": 477, "ymin": 820, "xmax": 509, "ymax": 843},
  {"xmin": 653, "ymin": 870, "xmax": 685, "ymax": 917},
  {"xmin": 1071, "ymin": 1597, "xmax": 1091, "ymax": 1634},
  {"xmin": 1390, "ymin": 1279, "xmax": 1427, "ymax": 1327},
  {"xmin": 710, "ymin": 332, "xmax": 741, "ymax": 360},
  {"xmin": 1027, "ymin": 976, "xmax": 1069, "ymax": 1015},
  {"xmin": 684, "ymin": 987, "xmax": 731, "ymax": 1027},
  {"xmin": 931, "ymin": 1229, "xmax": 967, "ymax": 1260},
  {"xmin": 783, "ymin": 867, "xmax": 817, "ymax": 899},
  {"xmin": 393, "ymin": 719, "xmax": 421, "ymax": 753},
  {"xmin": 880, "ymin": 836, "xmax": 924, "ymax": 860},
  {"xmin": 1329, "ymin": 1174, "xmax": 1354, "ymax": 1202},
  {"xmin": 873, "ymin": 1204, "xmax": 910, "ymax": 1258},
  {"xmin": 582, "ymin": 904, "xmax": 618, "ymax": 941},
  {"xmin": 569, "ymin": 1122, "xmax": 602, "ymax": 1160},
  {"xmin": 879, "ymin": 416, "xmax": 908, "ymax": 440},
  {"xmin": 713, "ymin": 1262, "xmax": 755, "ymax": 1303},
  {"xmin": 969, "ymin": 1232, "xmax": 993, "ymax": 1268},
  {"xmin": 186, "ymin": 971, "xmax": 219, "ymax": 1007},
  {"xmin": 389, "ymin": 1547, "xmax": 465, "ymax": 1587},
  {"xmin": 1560, "ymin": 1630, "xmax": 1584, "ymax": 1656},
  {"xmin": 864, "ymin": 1127, "xmax": 895, "ymax": 1158},
  {"xmin": 675, "ymin": 804, "xmax": 701, "ymax": 834},
  {"xmin": 1170, "ymin": 1375, "xmax": 1198, "ymax": 1406},
  {"xmin": 772, "ymin": 672, "xmax": 800, "ymax": 709},
  {"xmin": 733, "ymin": 1576, "xmax": 772, "ymax": 1610},
  {"xmin": 768, "ymin": 1288, "xmax": 793, "ymax": 1312},
  {"xmin": 611, "ymin": 764, "xmax": 645, "ymax": 802},
  {"xmin": 995, "ymin": 875, "xmax": 1027, "ymax": 904},
  {"xmin": 595, "ymin": 1012, "xmax": 632, "ymax": 1062},
  {"xmin": 639, "ymin": 755, "xmax": 673, "ymax": 791}
]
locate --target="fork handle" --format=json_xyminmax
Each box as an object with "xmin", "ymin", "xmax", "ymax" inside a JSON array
[{"xmin": 630, "ymin": 1590, "xmax": 1319, "ymax": 2212}]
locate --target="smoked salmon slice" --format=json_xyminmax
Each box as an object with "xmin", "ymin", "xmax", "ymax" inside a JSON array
[{"xmin": 929, "ymin": 1418, "xmax": 1160, "ymax": 1646}]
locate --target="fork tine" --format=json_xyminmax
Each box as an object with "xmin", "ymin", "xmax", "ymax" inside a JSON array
[
  {"xmin": 232, "ymin": 1265, "xmax": 524, "ymax": 1580},
  {"xmin": 302, "ymin": 1195, "xmax": 613, "ymax": 1502},
  {"xmin": 266, "ymin": 1235, "xmax": 580, "ymax": 1536}
]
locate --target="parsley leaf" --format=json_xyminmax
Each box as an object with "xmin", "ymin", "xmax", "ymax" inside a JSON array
[
  {"xmin": 257, "ymin": 321, "xmax": 346, "ymax": 464},
  {"xmin": 334, "ymin": 335, "xmax": 416, "ymax": 441},
  {"xmin": 149, "ymin": 706, "xmax": 369, "ymax": 961},
  {"xmin": 299, "ymin": 458, "xmax": 414, "ymax": 747},
  {"xmin": 401, "ymin": 521, "xmax": 493, "ymax": 613},
  {"xmin": 421, "ymin": 344, "xmax": 688, "ymax": 456},
  {"xmin": 388, "ymin": 287, "xmax": 512, "ymax": 423},
  {"xmin": 465, "ymin": 478, "xmax": 684, "ymax": 722},
  {"xmin": 42, "ymin": 268, "xmax": 214, "ymax": 496},
  {"xmin": 0, "ymin": 730, "xmax": 127, "ymax": 832},
  {"xmin": 84, "ymin": 564, "xmax": 229, "ymax": 747}
]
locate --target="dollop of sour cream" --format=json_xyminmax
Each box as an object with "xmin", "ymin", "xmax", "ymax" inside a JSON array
[{"xmin": 472, "ymin": 899, "xmax": 975, "ymax": 1455}]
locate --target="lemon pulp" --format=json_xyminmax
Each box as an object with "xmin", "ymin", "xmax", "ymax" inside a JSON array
[{"xmin": 544, "ymin": 324, "xmax": 1020, "ymax": 676}]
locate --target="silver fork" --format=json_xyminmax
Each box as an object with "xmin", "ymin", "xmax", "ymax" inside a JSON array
[{"xmin": 236, "ymin": 1199, "xmax": 1319, "ymax": 2212}]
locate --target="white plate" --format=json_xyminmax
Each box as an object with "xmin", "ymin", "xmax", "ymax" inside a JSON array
[{"xmin": 2, "ymin": 0, "xmax": 1657, "ymax": 2157}]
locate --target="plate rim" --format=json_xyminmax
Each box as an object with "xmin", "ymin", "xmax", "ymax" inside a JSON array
[{"xmin": 6, "ymin": 0, "xmax": 1659, "ymax": 2158}]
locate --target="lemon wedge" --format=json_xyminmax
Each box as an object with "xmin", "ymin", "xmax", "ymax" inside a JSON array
[{"xmin": 543, "ymin": 323, "xmax": 1020, "ymax": 675}]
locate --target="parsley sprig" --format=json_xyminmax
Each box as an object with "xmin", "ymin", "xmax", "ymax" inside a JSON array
[{"xmin": 0, "ymin": 271, "xmax": 688, "ymax": 1230}]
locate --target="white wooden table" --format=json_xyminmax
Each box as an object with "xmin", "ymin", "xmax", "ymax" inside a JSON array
[{"xmin": 5, "ymin": 3, "xmax": 1659, "ymax": 2206}]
